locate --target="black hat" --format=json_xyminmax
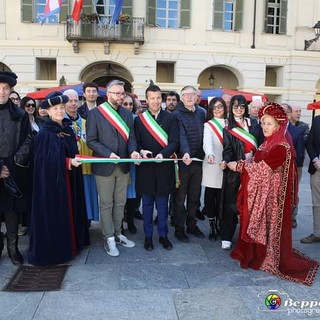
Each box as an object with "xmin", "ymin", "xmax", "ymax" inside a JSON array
[
  {"xmin": 0, "ymin": 71, "xmax": 18, "ymax": 87},
  {"xmin": 39, "ymin": 91, "xmax": 69, "ymax": 109}
]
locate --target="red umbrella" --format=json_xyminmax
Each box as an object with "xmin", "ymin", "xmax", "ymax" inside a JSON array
[
  {"xmin": 27, "ymin": 83, "xmax": 106, "ymax": 99},
  {"xmin": 307, "ymin": 101, "xmax": 320, "ymax": 110}
]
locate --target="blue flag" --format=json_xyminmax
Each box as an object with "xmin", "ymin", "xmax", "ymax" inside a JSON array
[{"xmin": 111, "ymin": 0, "xmax": 123, "ymax": 24}]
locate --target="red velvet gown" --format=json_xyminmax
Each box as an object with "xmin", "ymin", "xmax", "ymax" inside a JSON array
[{"xmin": 230, "ymin": 141, "xmax": 319, "ymax": 285}]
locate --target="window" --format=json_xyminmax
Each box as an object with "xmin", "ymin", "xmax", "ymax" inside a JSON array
[
  {"xmin": 147, "ymin": 0, "xmax": 190, "ymax": 28},
  {"xmin": 156, "ymin": 0, "xmax": 178, "ymax": 28},
  {"xmin": 96, "ymin": 0, "xmax": 116, "ymax": 16},
  {"xmin": 265, "ymin": 0, "xmax": 287, "ymax": 34},
  {"xmin": 265, "ymin": 66, "xmax": 284, "ymax": 87},
  {"xmin": 156, "ymin": 62, "xmax": 175, "ymax": 83},
  {"xmin": 36, "ymin": 58, "xmax": 57, "ymax": 80},
  {"xmin": 21, "ymin": 0, "xmax": 132, "ymax": 24},
  {"xmin": 212, "ymin": 0, "xmax": 243, "ymax": 31},
  {"xmin": 21, "ymin": 0, "xmax": 71, "ymax": 23}
]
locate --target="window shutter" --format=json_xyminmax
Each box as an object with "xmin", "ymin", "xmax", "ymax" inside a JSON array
[
  {"xmin": 279, "ymin": 0, "xmax": 287, "ymax": 34},
  {"xmin": 122, "ymin": 0, "xmax": 132, "ymax": 16},
  {"xmin": 180, "ymin": 0, "xmax": 191, "ymax": 28},
  {"xmin": 213, "ymin": 0, "xmax": 223, "ymax": 29},
  {"xmin": 60, "ymin": 0, "xmax": 70, "ymax": 23},
  {"xmin": 146, "ymin": 0, "xmax": 156, "ymax": 26},
  {"xmin": 234, "ymin": 0, "xmax": 243, "ymax": 31},
  {"xmin": 83, "ymin": 0, "xmax": 93, "ymax": 15},
  {"xmin": 21, "ymin": 0, "xmax": 33, "ymax": 22}
]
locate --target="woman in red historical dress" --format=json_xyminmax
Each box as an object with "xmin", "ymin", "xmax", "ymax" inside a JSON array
[{"xmin": 227, "ymin": 102, "xmax": 319, "ymax": 285}]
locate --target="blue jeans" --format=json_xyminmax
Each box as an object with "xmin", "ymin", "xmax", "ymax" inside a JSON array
[{"xmin": 142, "ymin": 195, "xmax": 169, "ymax": 238}]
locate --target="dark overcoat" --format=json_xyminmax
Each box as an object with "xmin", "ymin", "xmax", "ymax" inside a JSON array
[{"xmin": 134, "ymin": 109, "xmax": 178, "ymax": 196}]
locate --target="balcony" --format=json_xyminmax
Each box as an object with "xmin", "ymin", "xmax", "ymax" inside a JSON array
[{"xmin": 66, "ymin": 15, "xmax": 145, "ymax": 54}]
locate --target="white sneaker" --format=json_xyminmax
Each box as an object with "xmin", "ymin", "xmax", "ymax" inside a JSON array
[
  {"xmin": 104, "ymin": 237, "xmax": 119, "ymax": 257},
  {"xmin": 221, "ymin": 240, "xmax": 232, "ymax": 250},
  {"xmin": 115, "ymin": 234, "xmax": 136, "ymax": 248}
]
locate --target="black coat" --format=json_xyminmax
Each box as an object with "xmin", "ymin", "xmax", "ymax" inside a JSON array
[
  {"xmin": 307, "ymin": 115, "xmax": 320, "ymax": 175},
  {"xmin": 0, "ymin": 100, "xmax": 32, "ymax": 212},
  {"xmin": 134, "ymin": 109, "xmax": 179, "ymax": 196}
]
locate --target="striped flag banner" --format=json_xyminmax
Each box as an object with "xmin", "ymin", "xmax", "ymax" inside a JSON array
[{"xmin": 41, "ymin": 0, "xmax": 63, "ymax": 25}]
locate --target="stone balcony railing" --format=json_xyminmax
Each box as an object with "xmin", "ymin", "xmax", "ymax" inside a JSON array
[{"xmin": 66, "ymin": 15, "xmax": 145, "ymax": 54}]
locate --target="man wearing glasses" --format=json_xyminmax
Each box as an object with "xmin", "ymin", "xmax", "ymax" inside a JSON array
[
  {"xmin": 86, "ymin": 80, "xmax": 140, "ymax": 257},
  {"xmin": 173, "ymin": 85, "xmax": 206, "ymax": 242}
]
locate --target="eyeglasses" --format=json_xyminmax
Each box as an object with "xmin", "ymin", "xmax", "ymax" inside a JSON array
[
  {"xmin": 123, "ymin": 102, "xmax": 133, "ymax": 106},
  {"xmin": 232, "ymin": 104, "xmax": 246, "ymax": 110},
  {"xmin": 182, "ymin": 92, "xmax": 196, "ymax": 97},
  {"xmin": 25, "ymin": 103, "xmax": 35, "ymax": 107},
  {"xmin": 109, "ymin": 91, "xmax": 126, "ymax": 97},
  {"xmin": 213, "ymin": 104, "xmax": 224, "ymax": 110},
  {"xmin": 10, "ymin": 97, "xmax": 19, "ymax": 102}
]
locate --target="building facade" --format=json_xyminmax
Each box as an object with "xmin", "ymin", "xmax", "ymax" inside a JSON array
[{"xmin": 1, "ymin": 0, "xmax": 320, "ymax": 120}]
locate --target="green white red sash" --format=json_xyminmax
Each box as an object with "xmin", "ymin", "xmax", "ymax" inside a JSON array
[
  {"xmin": 229, "ymin": 126, "xmax": 257, "ymax": 153},
  {"xmin": 98, "ymin": 102, "xmax": 130, "ymax": 142},
  {"xmin": 207, "ymin": 118, "xmax": 224, "ymax": 145},
  {"xmin": 139, "ymin": 110, "xmax": 168, "ymax": 147}
]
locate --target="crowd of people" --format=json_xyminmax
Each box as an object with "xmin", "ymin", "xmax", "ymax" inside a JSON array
[{"xmin": 0, "ymin": 70, "xmax": 319, "ymax": 286}]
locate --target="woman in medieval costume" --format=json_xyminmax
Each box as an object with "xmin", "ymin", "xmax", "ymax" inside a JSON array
[
  {"xmin": 228, "ymin": 102, "xmax": 319, "ymax": 285},
  {"xmin": 28, "ymin": 91, "xmax": 90, "ymax": 266}
]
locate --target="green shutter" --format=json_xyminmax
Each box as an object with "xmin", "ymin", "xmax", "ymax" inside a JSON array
[
  {"xmin": 180, "ymin": 0, "xmax": 190, "ymax": 28},
  {"xmin": 146, "ymin": 0, "xmax": 156, "ymax": 26},
  {"xmin": 60, "ymin": 0, "xmax": 70, "ymax": 23},
  {"xmin": 122, "ymin": 0, "xmax": 132, "ymax": 16},
  {"xmin": 279, "ymin": 0, "xmax": 287, "ymax": 34},
  {"xmin": 21, "ymin": 0, "xmax": 33, "ymax": 22},
  {"xmin": 234, "ymin": 0, "xmax": 243, "ymax": 31},
  {"xmin": 83, "ymin": 0, "xmax": 93, "ymax": 14},
  {"xmin": 213, "ymin": 0, "xmax": 223, "ymax": 29}
]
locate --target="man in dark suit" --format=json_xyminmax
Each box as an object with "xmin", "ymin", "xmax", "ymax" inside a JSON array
[
  {"xmin": 300, "ymin": 115, "xmax": 320, "ymax": 243},
  {"xmin": 134, "ymin": 85, "xmax": 179, "ymax": 251},
  {"xmin": 86, "ymin": 80, "xmax": 140, "ymax": 257},
  {"xmin": 78, "ymin": 82, "xmax": 99, "ymax": 119}
]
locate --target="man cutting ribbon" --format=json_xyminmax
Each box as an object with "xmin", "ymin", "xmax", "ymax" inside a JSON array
[{"xmin": 86, "ymin": 80, "xmax": 140, "ymax": 257}]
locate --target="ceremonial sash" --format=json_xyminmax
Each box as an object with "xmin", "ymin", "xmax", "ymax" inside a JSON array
[
  {"xmin": 229, "ymin": 126, "xmax": 257, "ymax": 153},
  {"xmin": 98, "ymin": 102, "xmax": 130, "ymax": 142},
  {"xmin": 139, "ymin": 110, "xmax": 168, "ymax": 147},
  {"xmin": 207, "ymin": 118, "xmax": 224, "ymax": 145}
]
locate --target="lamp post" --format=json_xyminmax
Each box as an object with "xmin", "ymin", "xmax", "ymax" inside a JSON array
[{"xmin": 304, "ymin": 21, "xmax": 320, "ymax": 50}]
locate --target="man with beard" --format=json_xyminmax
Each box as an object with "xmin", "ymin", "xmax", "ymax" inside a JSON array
[
  {"xmin": 86, "ymin": 80, "xmax": 140, "ymax": 257},
  {"xmin": 165, "ymin": 91, "xmax": 180, "ymax": 113}
]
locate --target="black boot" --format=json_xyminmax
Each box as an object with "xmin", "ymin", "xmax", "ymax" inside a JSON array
[
  {"xmin": 209, "ymin": 219, "xmax": 218, "ymax": 242},
  {"xmin": 6, "ymin": 233, "xmax": 23, "ymax": 266},
  {"xmin": 0, "ymin": 232, "xmax": 4, "ymax": 258}
]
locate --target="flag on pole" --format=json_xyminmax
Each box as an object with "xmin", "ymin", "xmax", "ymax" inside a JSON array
[
  {"xmin": 72, "ymin": 0, "xmax": 83, "ymax": 23},
  {"xmin": 111, "ymin": 0, "xmax": 124, "ymax": 24},
  {"xmin": 41, "ymin": 0, "xmax": 63, "ymax": 25}
]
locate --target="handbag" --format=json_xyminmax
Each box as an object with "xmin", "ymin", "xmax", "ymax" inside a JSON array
[{"xmin": 3, "ymin": 176, "xmax": 23, "ymax": 198}]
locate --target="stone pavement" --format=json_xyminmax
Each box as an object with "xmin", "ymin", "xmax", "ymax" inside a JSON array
[{"xmin": 0, "ymin": 166, "xmax": 320, "ymax": 320}]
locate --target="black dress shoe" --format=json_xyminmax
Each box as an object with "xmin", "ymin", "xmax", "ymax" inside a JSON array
[
  {"xmin": 186, "ymin": 226, "xmax": 205, "ymax": 238},
  {"xmin": 127, "ymin": 222, "xmax": 137, "ymax": 234},
  {"xmin": 159, "ymin": 236, "xmax": 173, "ymax": 250},
  {"xmin": 174, "ymin": 230, "xmax": 189, "ymax": 243},
  {"xmin": 144, "ymin": 237, "xmax": 154, "ymax": 251}
]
